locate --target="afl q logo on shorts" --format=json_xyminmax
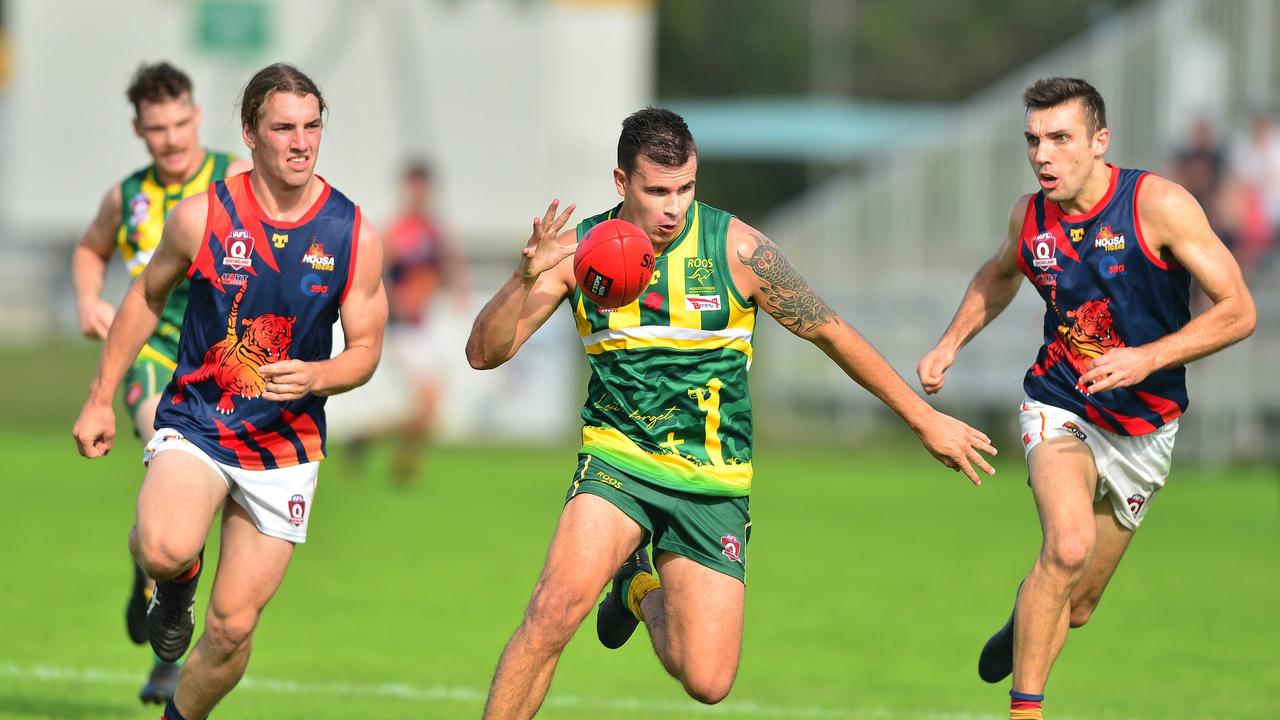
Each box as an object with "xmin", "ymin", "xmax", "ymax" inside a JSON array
[
  {"xmin": 288, "ymin": 494, "xmax": 307, "ymax": 527},
  {"xmin": 223, "ymin": 229, "xmax": 255, "ymax": 270}
]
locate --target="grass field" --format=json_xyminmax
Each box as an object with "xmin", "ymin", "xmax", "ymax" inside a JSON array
[{"xmin": 1, "ymin": 343, "xmax": 1277, "ymax": 719}]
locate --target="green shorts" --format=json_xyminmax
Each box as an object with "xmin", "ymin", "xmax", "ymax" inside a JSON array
[
  {"xmin": 566, "ymin": 454, "xmax": 752, "ymax": 582},
  {"xmin": 122, "ymin": 345, "xmax": 176, "ymax": 424}
]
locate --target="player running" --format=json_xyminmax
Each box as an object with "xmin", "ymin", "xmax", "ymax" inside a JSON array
[
  {"xmin": 71, "ymin": 61, "xmax": 249, "ymax": 704},
  {"xmin": 917, "ymin": 78, "xmax": 1255, "ymax": 719},
  {"xmin": 73, "ymin": 62, "xmax": 386, "ymax": 720},
  {"xmin": 467, "ymin": 106, "xmax": 997, "ymax": 718}
]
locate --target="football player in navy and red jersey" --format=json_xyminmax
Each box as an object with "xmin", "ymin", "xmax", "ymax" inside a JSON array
[
  {"xmin": 73, "ymin": 62, "xmax": 387, "ymax": 720},
  {"xmin": 918, "ymin": 78, "xmax": 1255, "ymax": 719}
]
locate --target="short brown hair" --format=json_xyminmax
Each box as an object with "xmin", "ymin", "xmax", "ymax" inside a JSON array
[
  {"xmin": 126, "ymin": 62, "xmax": 193, "ymax": 117},
  {"xmin": 618, "ymin": 107, "xmax": 697, "ymax": 174},
  {"xmin": 238, "ymin": 63, "xmax": 326, "ymax": 130},
  {"xmin": 1023, "ymin": 77, "xmax": 1107, "ymax": 136}
]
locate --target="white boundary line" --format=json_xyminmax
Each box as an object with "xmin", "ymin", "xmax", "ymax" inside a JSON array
[{"xmin": 0, "ymin": 662, "xmax": 1037, "ymax": 719}]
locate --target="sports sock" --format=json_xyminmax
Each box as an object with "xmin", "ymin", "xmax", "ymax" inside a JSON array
[
  {"xmin": 1010, "ymin": 689, "xmax": 1044, "ymax": 719},
  {"xmin": 624, "ymin": 571, "xmax": 661, "ymax": 621},
  {"xmin": 163, "ymin": 698, "xmax": 188, "ymax": 720},
  {"xmin": 171, "ymin": 557, "xmax": 200, "ymax": 585}
]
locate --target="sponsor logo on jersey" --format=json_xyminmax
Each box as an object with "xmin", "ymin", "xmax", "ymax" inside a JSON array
[
  {"xmin": 222, "ymin": 229, "xmax": 254, "ymax": 270},
  {"xmin": 685, "ymin": 295, "xmax": 722, "ymax": 311},
  {"xmin": 686, "ymin": 258, "xmax": 716, "ymax": 293},
  {"xmin": 272, "ymin": 233, "xmax": 289, "ymax": 249},
  {"xmin": 1033, "ymin": 272, "xmax": 1057, "ymax": 288},
  {"xmin": 1032, "ymin": 232, "xmax": 1058, "ymax": 270},
  {"xmin": 288, "ymin": 494, "xmax": 307, "ymax": 527},
  {"xmin": 1098, "ymin": 255, "xmax": 1126, "ymax": 278},
  {"xmin": 648, "ymin": 268, "xmax": 662, "ymax": 286},
  {"xmin": 130, "ymin": 193, "xmax": 150, "ymax": 227},
  {"xmin": 720, "ymin": 533, "xmax": 742, "ymax": 564},
  {"xmin": 1069, "ymin": 227, "xmax": 1085, "ymax": 244},
  {"xmin": 300, "ymin": 272, "xmax": 330, "ymax": 297},
  {"xmin": 1094, "ymin": 225, "xmax": 1126, "ymax": 251},
  {"xmin": 1127, "ymin": 493, "xmax": 1146, "ymax": 516},
  {"xmin": 301, "ymin": 241, "xmax": 335, "ymax": 272},
  {"xmin": 220, "ymin": 272, "xmax": 248, "ymax": 286},
  {"xmin": 1061, "ymin": 421, "xmax": 1088, "ymax": 441},
  {"xmin": 643, "ymin": 291, "xmax": 664, "ymax": 310}
]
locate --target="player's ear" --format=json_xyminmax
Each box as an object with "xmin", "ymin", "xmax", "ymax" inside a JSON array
[
  {"xmin": 193, "ymin": 102, "xmax": 204, "ymax": 130},
  {"xmin": 242, "ymin": 122, "xmax": 257, "ymax": 152},
  {"xmin": 613, "ymin": 168, "xmax": 627, "ymax": 199},
  {"xmin": 1093, "ymin": 127, "xmax": 1110, "ymax": 157},
  {"xmin": 132, "ymin": 116, "xmax": 144, "ymax": 139}
]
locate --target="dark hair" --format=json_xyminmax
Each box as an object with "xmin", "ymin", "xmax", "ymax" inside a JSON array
[
  {"xmin": 1023, "ymin": 77, "xmax": 1107, "ymax": 135},
  {"xmin": 403, "ymin": 161, "xmax": 433, "ymax": 183},
  {"xmin": 617, "ymin": 107, "xmax": 697, "ymax": 174},
  {"xmin": 126, "ymin": 62, "xmax": 193, "ymax": 116},
  {"xmin": 239, "ymin": 63, "xmax": 326, "ymax": 130}
]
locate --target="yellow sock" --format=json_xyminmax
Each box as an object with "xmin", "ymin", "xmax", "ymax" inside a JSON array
[{"xmin": 625, "ymin": 571, "xmax": 661, "ymax": 621}]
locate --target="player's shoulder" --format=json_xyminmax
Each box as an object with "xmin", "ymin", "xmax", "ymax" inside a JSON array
[
  {"xmin": 167, "ymin": 191, "xmax": 211, "ymax": 234},
  {"xmin": 1135, "ymin": 172, "xmax": 1195, "ymax": 213}
]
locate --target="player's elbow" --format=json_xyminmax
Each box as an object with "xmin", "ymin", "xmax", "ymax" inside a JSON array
[
  {"xmin": 1236, "ymin": 299, "xmax": 1257, "ymax": 341},
  {"xmin": 465, "ymin": 344, "xmax": 503, "ymax": 371}
]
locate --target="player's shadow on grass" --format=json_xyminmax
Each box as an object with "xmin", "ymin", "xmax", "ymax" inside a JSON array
[{"xmin": 0, "ymin": 694, "xmax": 137, "ymax": 719}]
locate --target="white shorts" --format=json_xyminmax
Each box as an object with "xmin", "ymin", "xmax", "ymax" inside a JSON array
[
  {"xmin": 143, "ymin": 429, "xmax": 319, "ymax": 543},
  {"xmin": 1019, "ymin": 397, "xmax": 1177, "ymax": 530}
]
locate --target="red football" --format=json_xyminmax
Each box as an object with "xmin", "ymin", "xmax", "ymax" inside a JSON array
[{"xmin": 573, "ymin": 218, "xmax": 655, "ymax": 308}]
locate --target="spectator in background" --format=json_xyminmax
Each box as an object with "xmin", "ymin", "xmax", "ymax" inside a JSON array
[
  {"xmin": 381, "ymin": 162, "xmax": 468, "ymax": 485},
  {"xmin": 1171, "ymin": 117, "xmax": 1226, "ymax": 230},
  {"xmin": 1224, "ymin": 110, "xmax": 1280, "ymax": 276}
]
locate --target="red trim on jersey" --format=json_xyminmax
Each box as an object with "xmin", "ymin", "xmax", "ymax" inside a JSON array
[
  {"xmin": 1056, "ymin": 163, "xmax": 1120, "ymax": 222},
  {"xmin": 1084, "ymin": 403, "xmax": 1122, "ymax": 434},
  {"xmin": 214, "ymin": 418, "xmax": 266, "ymax": 470},
  {"xmin": 1087, "ymin": 401, "xmax": 1158, "ymax": 435},
  {"xmin": 283, "ymin": 410, "xmax": 325, "ymax": 462},
  {"xmin": 1047, "ymin": 218, "xmax": 1080, "ymax": 262},
  {"xmin": 1132, "ymin": 388, "xmax": 1183, "ymax": 424},
  {"xmin": 241, "ymin": 420, "xmax": 303, "ymax": 467},
  {"xmin": 1016, "ymin": 199, "xmax": 1037, "ymax": 277},
  {"xmin": 188, "ymin": 186, "xmax": 219, "ymax": 281},
  {"xmin": 227, "ymin": 175, "xmax": 280, "ymax": 274},
  {"xmin": 242, "ymin": 172, "xmax": 332, "ymax": 229},
  {"xmin": 1132, "ymin": 172, "xmax": 1171, "ymax": 270},
  {"xmin": 339, "ymin": 207, "xmax": 362, "ymax": 305}
]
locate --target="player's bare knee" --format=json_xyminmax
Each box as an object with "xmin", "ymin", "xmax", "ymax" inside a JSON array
[
  {"xmin": 1041, "ymin": 536, "xmax": 1093, "ymax": 580},
  {"xmin": 681, "ymin": 668, "xmax": 736, "ymax": 705},
  {"xmin": 203, "ymin": 608, "xmax": 260, "ymax": 658},
  {"xmin": 135, "ymin": 536, "xmax": 196, "ymax": 580},
  {"xmin": 522, "ymin": 586, "xmax": 592, "ymax": 650}
]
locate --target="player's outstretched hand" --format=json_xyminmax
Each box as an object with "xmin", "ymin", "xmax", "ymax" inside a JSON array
[
  {"xmin": 519, "ymin": 199, "xmax": 577, "ymax": 281},
  {"xmin": 1078, "ymin": 347, "xmax": 1154, "ymax": 394},
  {"xmin": 915, "ymin": 410, "xmax": 997, "ymax": 486},
  {"xmin": 260, "ymin": 360, "xmax": 317, "ymax": 402},
  {"xmin": 917, "ymin": 345, "xmax": 956, "ymax": 395},
  {"xmin": 73, "ymin": 400, "xmax": 116, "ymax": 458}
]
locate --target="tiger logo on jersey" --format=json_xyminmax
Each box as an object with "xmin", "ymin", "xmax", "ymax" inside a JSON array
[
  {"xmin": 1032, "ymin": 292, "xmax": 1126, "ymax": 382},
  {"xmin": 171, "ymin": 282, "xmax": 296, "ymax": 414}
]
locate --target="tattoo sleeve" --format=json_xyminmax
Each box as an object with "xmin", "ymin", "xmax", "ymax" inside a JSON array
[{"xmin": 737, "ymin": 233, "xmax": 838, "ymax": 336}]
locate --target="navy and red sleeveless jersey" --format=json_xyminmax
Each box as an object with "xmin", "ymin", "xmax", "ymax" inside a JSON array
[
  {"xmin": 155, "ymin": 172, "xmax": 362, "ymax": 468},
  {"xmin": 1017, "ymin": 164, "xmax": 1191, "ymax": 436}
]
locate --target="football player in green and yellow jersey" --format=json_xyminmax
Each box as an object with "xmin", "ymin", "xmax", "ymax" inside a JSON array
[
  {"xmin": 71, "ymin": 61, "xmax": 250, "ymax": 706},
  {"xmin": 467, "ymin": 107, "xmax": 998, "ymax": 717}
]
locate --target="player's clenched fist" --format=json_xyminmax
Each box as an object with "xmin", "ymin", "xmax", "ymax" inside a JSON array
[{"xmin": 73, "ymin": 400, "xmax": 117, "ymax": 458}]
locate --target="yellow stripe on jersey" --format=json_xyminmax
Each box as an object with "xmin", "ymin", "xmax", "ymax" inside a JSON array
[
  {"xmin": 581, "ymin": 425, "xmax": 752, "ymax": 495},
  {"xmin": 581, "ymin": 326, "xmax": 753, "ymax": 359},
  {"xmin": 137, "ymin": 342, "xmax": 179, "ymax": 371},
  {"xmin": 664, "ymin": 202, "xmax": 702, "ymax": 330}
]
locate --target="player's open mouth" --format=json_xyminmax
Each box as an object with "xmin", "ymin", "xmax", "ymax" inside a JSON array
[
  {"xmin": 1038, "ymin": 173, "xmax": 1059, "ymax": 190},
  {"xmin": 287, "ymin": 156, "xmax": 309, "ymax": 168}
]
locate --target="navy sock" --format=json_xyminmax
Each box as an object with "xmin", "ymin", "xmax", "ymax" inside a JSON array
[{"xmin": 163, "ymin": 698, "xmax": 188, "ymax": 720}]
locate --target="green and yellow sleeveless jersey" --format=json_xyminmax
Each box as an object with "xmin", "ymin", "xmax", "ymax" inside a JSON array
[
  {"xmin": 573, "ymin": 202, "xmax": 757, "ymax": 497},
  {"xmin": 117, "ymin": 150, "xmax": 234, "ymax": 368}
]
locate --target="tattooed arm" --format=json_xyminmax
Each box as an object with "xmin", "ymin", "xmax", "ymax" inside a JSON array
[{"xmin": 726, "ymin": 220, "xmax": 997, "ymax": 484}]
